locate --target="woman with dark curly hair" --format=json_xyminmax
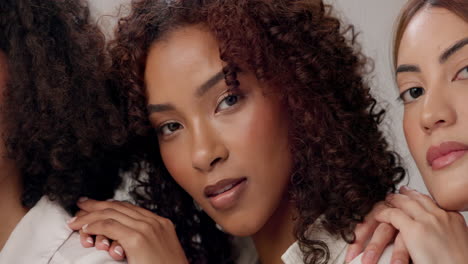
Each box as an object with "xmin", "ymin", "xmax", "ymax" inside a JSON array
[
  {"xmin": 69, "ymin": 0, "xmax": 405, "ymax": 263},
  {"xmin": 0, "ymin": 0, "xmax": 127, "ymax": 262}
]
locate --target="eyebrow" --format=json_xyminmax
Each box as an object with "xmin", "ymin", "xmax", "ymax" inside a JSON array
[
  {"xmin": 396, "ymin": 64, "xmax": 421, "ymax": 75},
  {"xmin": 147, "ymin": 103, "xmax": 176, "ymax": 114},
  {"xmin": 439, "ymin": 37, "xmax": 468, "ymax": 64},
  {"xmin": 146, "ymin": 71, "xmax": 225, "ymax": 114},
  {"xmin": 195, "ymin": 71, "xmax": 225, "ymax": 97}
]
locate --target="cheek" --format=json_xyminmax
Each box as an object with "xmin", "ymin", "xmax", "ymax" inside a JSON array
[
  {"xmin": 403, "ymin": 109, "xmax": 424, "ymax": 161},
  {"xmin": 160, "ymin": 141, "xmax": 195, "ymax": 192}
]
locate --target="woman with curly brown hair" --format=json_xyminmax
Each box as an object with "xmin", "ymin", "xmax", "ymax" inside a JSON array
[
  {"xmin": 69, "ymin": 0, "xmax": 405, "ymax": 263},
  {"xmin": 0, "ymin": 0, "xmax": 127, "ymax": 262}
]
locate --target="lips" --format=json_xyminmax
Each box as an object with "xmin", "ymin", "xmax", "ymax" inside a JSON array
[
  {"xmin": 426, "ymin": 141, "xmax": 468, "ymax": 170},
  {"xmin": 204, "ymin": 177, "xmax": 247, "ymax": 210},
  {"xmin": 204, "ymin": 177, "xmax": 246, "ymax": 197}
]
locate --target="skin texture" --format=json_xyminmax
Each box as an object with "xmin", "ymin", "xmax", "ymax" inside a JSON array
[
  {"xmin": 375, "ymin": 7, "xmax": 468, "ymax": 264},
  {"xmin": 70, "ymin": 1, "xmax": 406, "ymax": 263},
  {"xmin": 397, "ymin": 7, "xmax": 468, "ymax": 211},
  {"xmin": 146, "ymin": 25, "xmax": 295, "ymax": 264}
]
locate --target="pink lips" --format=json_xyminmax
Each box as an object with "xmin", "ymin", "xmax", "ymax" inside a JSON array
[
  {"xmin": 426, "ymin": 141, "xmax": 468, "ymax": 170},
  {"xmin": 204, "ymin": 177, "xmax": 247, "ymax": 210}
]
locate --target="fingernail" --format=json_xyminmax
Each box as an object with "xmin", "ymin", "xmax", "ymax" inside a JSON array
[
  {"xmin": 392, "ymin": 260, "xmax": 404, "ymax": 264},
  {"xmin": 106, "ymin": 198, "xmax": 115, "ymax": 202},
  {"xmin": 114, "ymin": 246, "xmax": 124, "ymax": 256},
  {"xmin": 363, "ymin": 250, "xmax": 376, "ymax": 263},
  {"xmin": 66, "ymin": 216, "xmax": 77, "ymax": 224},
  {"xmin": 78, "ymin": 197, "xmax": 88, "ymax": 203},
  {"xmin": 86, "ymin": 236, "xmax": 94, "ymax": 245},
  {"xmin": 102, "ymin": 239, "xmax": 110, "ymax": 247},
  {"xmin": 82, "ymin": 224, "xmax": 89, "ymax": 232}
]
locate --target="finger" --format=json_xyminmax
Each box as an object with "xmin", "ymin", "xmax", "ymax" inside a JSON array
[
  {"xmin": 95, "ymin": 235, "xmax": 111, "ymax": 251},
  {"xmin": 77, "ymin": 198, "xmax": 146, "ymax": 221},
  {"xmin": 385, "ymin": 194, "xmax": 429, "ymax": 220},
  {"xmin": 346, "ymin": 202, "xmax": 388, "ymax": 263},
  {"xmin": 116, "ymin": 200, "xmax": 163, "ymax": 221},
  {"xmin": 109, "ymin": 241, "xmax": 126, "ymax": 261},
  {"xmin": 79, "ymin": 229, "xmax": 94, "ymax": 248},
  {"xmin": 75, "ymin": 210, "xmax": 88, "ymax": 217},
  {"xmin": 390, "ymin": 233, "xmax": 410, "ymax": 264},
  {"xmin": 361, "ymin": 223, "xmax": 396, "ymax": 264},
  {"xmin": 69, "ymin": 207, "xmax": 156, "ymax": 235},
  {"xmin": 375, "ymin": 207, "xmax": 414, "ymax": 233},
  {"xmin": 399, "ymin": 186, "xmax": 441, "ymax": 212},
  {"xmin": 81, "ymin": 218, "xmax": 147, "ymax": 252}
]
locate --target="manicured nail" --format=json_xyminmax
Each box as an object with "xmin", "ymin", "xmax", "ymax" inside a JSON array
[
  {"xmin": 78, "ymin": 197, "xmax": 88, "ymax": 203},
  {"xmin": 114, "ymin": 246, "xmax": 124, "ymax": 256},
  {"xmin": 86, "ymin": 236, "xmax": 94, "ymax": 245},
  {"xmin": 82, "ymin": 224, "xmax": 89, "ymax": 232},
  {"xmin": 67, "ymin": 216, "xmax": 77, "ymax": 224},
  {"xmin": 106, "ymin": 198, "xmax": 115, "ymax": 202},
  {"xmin": 102, "ymin": 239, "xmax": 110, "ymax": 247},
  {"xmin": 363, "ymin": 250, "xmax": 376, "ymax": 263},
  {"xmin": 392, "ymin": 260, "xmax": 404, "ymax": 264}
]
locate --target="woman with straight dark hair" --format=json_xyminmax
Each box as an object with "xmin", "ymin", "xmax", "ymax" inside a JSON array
[{"xmin": 350, "ymin": 1, "xmax": 468, "ymax": 263}]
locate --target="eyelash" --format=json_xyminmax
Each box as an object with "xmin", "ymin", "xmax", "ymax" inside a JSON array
[
  {"xmin": 454, "ymin": 66, "xmax": 468, "ymax": 81},
  {"xmin": 156, "ymin": 88, "xmax": 245, "ymax": 137}
]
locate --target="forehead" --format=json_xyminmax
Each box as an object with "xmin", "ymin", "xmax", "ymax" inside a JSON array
[
  {"xmin": 398, "ymin": 7, "xmax": 468, "ymax": 65},
  {"xmin": 144, "ymin": 25, "xmax": 224, "ymax": 103}
]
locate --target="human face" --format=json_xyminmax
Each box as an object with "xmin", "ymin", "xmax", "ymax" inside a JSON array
[
  {"xmin": 145, "ymin": 25, "xmax": 293, "ymax": 236},
  {"xmin": 397, "ymin": 8, "xmax": 468, "ymax": 210}
]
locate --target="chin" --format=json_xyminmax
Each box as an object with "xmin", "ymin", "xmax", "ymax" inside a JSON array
[
  {"xmin": 431, "ymin": 187, "xmax": 468, "ymax": 211},
  {"xmin": 216, "ymin": 215, "xmax": 267, "ymax": 237}
]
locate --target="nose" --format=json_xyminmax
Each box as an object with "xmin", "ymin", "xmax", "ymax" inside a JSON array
[
  {"xmin": 191, "ymin": 121, "xmax": 229, "ymax": 173},
  {"xmin": 420, "ymin": 88, "xmax": 456, "ymax": 134}
]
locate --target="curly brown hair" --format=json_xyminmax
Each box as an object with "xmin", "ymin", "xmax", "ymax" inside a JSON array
[
  {"xmin": 0, "ymin": 0, "xmax": 126, "ymax": 212},
  {"xmin": 110, "ymin": 0, "xmax": 405, "ymax": 263}
]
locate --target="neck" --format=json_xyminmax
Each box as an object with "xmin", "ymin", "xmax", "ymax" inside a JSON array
[
  {"xmin": 252, "ymin": 196, "xmax": 297, "ymax": 264},
  {"xmin": 0, "ymin": 158, "xmax": 27, "ymax": 251}
]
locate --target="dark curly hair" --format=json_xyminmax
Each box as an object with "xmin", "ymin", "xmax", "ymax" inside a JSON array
[
  {"xmin": 0, "ymin": 0, "xmax": 126, "ymax": 213},
  {"xmin": 110, "ymin": 0, "xmax": 406, "ymax": 263}
]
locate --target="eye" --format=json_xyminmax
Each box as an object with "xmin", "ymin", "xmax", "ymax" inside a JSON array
[
  {"xmin": 454, "ymin": 66, "xmax": 468, "ymax": 81},
  {"xmin": 158, "ymin": 122, "xmax": 183, "ymax": 136},
  {"xmin": 215, "ymin": 93, "xmax": 242, "ymax": 112},
  {"xmin": 399, "ymin": 87, "xmax": 425, "ymax": 103}
]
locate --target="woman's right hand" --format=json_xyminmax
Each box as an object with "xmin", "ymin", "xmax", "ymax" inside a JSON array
[
  {"xmin": 376, "ymin": 186, "xmax": 468, "ymax": 264},
  {"xmin": 68, "ymin": 198, "xmax": 189, "ymax": 264}
]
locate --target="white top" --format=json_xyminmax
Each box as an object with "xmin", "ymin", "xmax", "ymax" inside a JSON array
[
  {"xmin": 0, "ymin": 196, "xmax": 126, "ymax": 264},
  {"xmin": 281, "ymin": 223, "xmax": 393, "ymax": 264}
]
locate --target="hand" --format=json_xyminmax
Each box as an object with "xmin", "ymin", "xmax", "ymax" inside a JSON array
[
  {"xmin": 68, "ymin": 198, "xmax": 189, "ymax": 264},
  {"xmin": 376, "ymin": 186, "xmax": 468, "ymax": 264},
  {"xmin": 71, "ymin": 206, "xmax": 126, "ymax": 261},
  {"xmin": 345, "ymin": 201, "xmax": 410, "ymax": 264}
]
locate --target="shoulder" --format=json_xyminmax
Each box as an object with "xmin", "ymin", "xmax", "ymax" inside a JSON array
[
  {"xmin": 51, "ymin": 232, "xmax": 127, "ymax": 264},
  {"xmin": 348, "ymin": 244, "xmax": 394, "ymax": 264}
]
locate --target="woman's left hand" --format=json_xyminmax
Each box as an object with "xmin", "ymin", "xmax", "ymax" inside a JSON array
[
  {"xmin": 68, "ymin": 199, "xmax": 189, "ymax": 264},
  {"xmin": 376, "ymin": 186, "xmax": 468, "ymax": 264}
]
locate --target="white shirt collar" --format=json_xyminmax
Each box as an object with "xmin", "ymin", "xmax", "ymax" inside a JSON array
[
  {"xmin": 281, "ymin": 222, "xmax": 348, "ymax": 264},
  {"xmin": 0, "ymin": 196, "xmax": 74, "ymax": 263}
]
